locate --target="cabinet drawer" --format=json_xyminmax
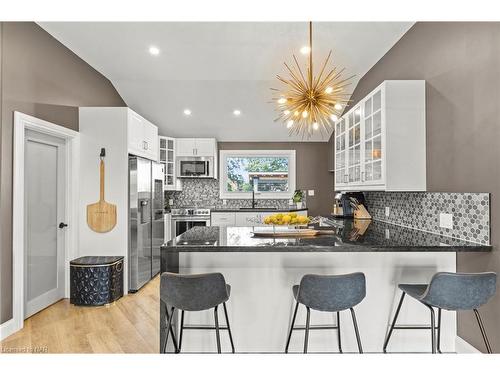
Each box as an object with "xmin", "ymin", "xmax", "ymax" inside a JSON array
[{"xmin": 211, "ymin": 212, "xmax": 236, "ymax": 226}]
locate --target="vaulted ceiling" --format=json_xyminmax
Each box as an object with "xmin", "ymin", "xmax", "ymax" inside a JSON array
[{"xmin": 39, "ymin": 22, "xmax": 413, "ymax": 142}]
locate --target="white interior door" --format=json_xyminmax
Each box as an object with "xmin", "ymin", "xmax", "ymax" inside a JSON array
[{"xmin": 24, "ymin": 130, "xmax": 66, "ymax": 318}]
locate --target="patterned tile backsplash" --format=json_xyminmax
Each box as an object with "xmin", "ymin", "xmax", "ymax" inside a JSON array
[
  {"xmin": 165, "ymin": 179, "xmax": 304, "ymax": 210},
  {"xmin": 364, "ymin": 192, "xmax": 490, "ymax": 244}
]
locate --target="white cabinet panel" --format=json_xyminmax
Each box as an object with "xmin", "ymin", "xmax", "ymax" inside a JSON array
[
  {"xmin": 176, "ymin": 138, "xmax": 216, "ymax": 157},
  {"xmin": 235, "ymin": 212, "xmax": 263, "ymax": 226},
  {"xmin": 211, "ymin": 212, "xmax": 236, "ymax": 226},
  {"xmin": 143, "ymin": 120, "xmax": 158, "ymax": 161},
  {"xmin": 127, "ymin": 109, "xmax": 159, "ymax": 161},
  {"xmin": 195, "ymin": 139, "xmax": 216, "ymax": 156},
  {"xmin": 176, "ymin": 138, "xmax": 197, "ymax": 156},
  {"xmin": 127, "ymin": 111, "xmax": 144, "ymax": 156}
]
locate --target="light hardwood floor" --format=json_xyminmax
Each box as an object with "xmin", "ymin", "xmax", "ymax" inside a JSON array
[{"xmin": 0, "ymin": 276, "xmax": 160, "ymax": 353}]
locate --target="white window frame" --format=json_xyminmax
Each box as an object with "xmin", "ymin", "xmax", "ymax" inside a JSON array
[{"xmin": 219, "ymin": 149, "xmax": 296, "ymax": 199}]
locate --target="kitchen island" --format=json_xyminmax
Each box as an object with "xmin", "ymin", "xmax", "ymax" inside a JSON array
[{"xmin": 160, "ymin": 220, "xmax": 491, "ymax": 353}]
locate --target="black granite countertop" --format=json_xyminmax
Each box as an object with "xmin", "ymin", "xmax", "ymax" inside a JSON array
[
  {"xmin": 211, "ymin": 207, "xmax": 308, "ymax": 213},
  {"xmin": 162, "ymin": 219, "xmax": 492, "ymax": 252}
]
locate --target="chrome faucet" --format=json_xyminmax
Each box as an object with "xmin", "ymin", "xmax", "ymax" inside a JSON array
[{"xmin": 252, "ymin": 177, "xmax": 258, "ymax": 209}]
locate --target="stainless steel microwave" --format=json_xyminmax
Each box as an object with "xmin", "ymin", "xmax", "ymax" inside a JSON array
[{"xmin": 177, "ymin": 157, "xmax": 214, "ymax": 178}]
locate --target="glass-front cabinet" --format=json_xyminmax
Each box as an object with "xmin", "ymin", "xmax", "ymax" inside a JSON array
[
  {"xmin": 347, "ymin": 106, "xmax": 362, "ymax": 184},
  {"xmin": 362, "ymin": 89, "xmax": 383, "ymax": 184},
  {"xmin": 334, "ymin": 118, "xmax": 347, "ymax": 187},
  {"xmin": 332, "ymin": 80, "xmax": 426, "ymax": 192},
  {"xmin": 159, "ymin": 136, "xmax": 181, "ymax": 191}
]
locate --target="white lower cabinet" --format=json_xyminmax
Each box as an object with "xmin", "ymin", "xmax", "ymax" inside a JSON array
[
  {"xmin": 211, "ymin": 212, "xmax": 236, "ymax": 226},
  {"xmin": 211, "ymin": 210, "xmax": 308, "ymax": 227}
]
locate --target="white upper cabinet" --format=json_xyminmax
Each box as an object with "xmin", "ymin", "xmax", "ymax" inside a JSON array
[
  {"xmin": 176, "ymin": 138, "xmax": 197, "ymax": 157},
  {"xmin": 159, "ymin": 136, "xmax": 182, "ymax": 191},
  {"xmin": 127, "ymin": 109, "xmax": 158, "ymax": 161},
  {"xmin": 195, "ymin": 139, "xmax": 217, "ymax": 156},
  {"xmin": 176, "ymin": 138, "xmax": 217, "ymax": 157},
  {"xmin": 334, "ymin": 80, "xmax": 426, "ymax": 192}
]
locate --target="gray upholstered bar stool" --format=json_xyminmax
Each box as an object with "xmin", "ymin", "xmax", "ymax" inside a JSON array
[
  {"xmin": 383, "ymin": 272, "xmax": 497, "ymax": 353},
  {"xmin": 160, "ymin": 272, "xmax": 235, "ymax": 354},
  {"xmin": 285, "ymin": 272, "xmax": 366, "ymax": 354}
]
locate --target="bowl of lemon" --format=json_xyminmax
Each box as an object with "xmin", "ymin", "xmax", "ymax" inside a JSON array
[{"xmin": 263, "ymin": 212, "xmax": 310, "ymax": 227}]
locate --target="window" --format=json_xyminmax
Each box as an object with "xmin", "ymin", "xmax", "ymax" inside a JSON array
[{"xmin": 219, "ymin": 150, "xmax": 296, "ymax": 199}]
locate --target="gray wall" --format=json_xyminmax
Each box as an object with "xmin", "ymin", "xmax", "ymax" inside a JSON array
[
  {"xmin": 219, "ymin": 142, "xmax": 334, "ymax": 217},
  {"xmin": 343, "ymin": 22, "xmax": 500, "ymax": 352},
  {"xmin": 0, "ymin": 22, "xmax": 125, "ymax": 324}
]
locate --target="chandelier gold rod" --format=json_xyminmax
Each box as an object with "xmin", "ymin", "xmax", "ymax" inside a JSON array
[{"xmin": 308, "ymin": 21, "xmax": 313, "ymax": 89}]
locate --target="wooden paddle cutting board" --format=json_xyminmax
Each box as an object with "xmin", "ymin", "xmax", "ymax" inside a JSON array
[{"xmin": 87, "ymin": 158, "xmax": 117, "ymax": 233}]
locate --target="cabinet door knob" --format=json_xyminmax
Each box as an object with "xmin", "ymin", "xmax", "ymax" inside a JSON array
[{"xmin": 58, "ymin": 222, "xmax": 68, "ymax": 229}]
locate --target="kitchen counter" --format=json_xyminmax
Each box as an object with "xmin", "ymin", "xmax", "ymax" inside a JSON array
[
  {"xmin": 162, "ymin": 219, "xmax": 491, "ymax": 252},
  {"xmin": 210, "ymin": 207, "xmax": 307, "ymax": 213},
  {"xmin": 160, "ymin": 220, "xmax": 490, "ymax": 353}
]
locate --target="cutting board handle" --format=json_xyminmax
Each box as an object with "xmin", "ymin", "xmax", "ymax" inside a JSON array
[{"xmin": 99, "ymin": 159, "xmax": 105, "ymax": 202}]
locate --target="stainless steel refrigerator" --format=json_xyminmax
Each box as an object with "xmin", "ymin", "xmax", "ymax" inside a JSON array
[{"xmin": 128, "ymin": 155, "xmax": 164, "ymax": 292}]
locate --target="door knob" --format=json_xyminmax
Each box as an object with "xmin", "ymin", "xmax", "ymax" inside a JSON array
[{"xmin": 58, "ymin": 222, "xmax": 68, "ymax": 229}]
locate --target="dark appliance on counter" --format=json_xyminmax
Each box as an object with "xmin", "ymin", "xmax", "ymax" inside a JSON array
[
  {"xmin": 128, "ymin": 156, "xmax": 164, "ymax": 292},
  {"xmin": 70, "ymin": 256, "xmax": 124, "ymax": 306},
  {"xmin": 170, "ymin": 208, "xmax": 211, "ymax": 237},
  {"xmin": 333, "ymin": 192, "xmax": 367, "ymax": 218}
]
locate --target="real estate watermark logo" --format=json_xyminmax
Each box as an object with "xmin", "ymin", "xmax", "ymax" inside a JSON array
[{"xmin": 1, "ymin": 346, "xmax": 48, "ymax": 353}]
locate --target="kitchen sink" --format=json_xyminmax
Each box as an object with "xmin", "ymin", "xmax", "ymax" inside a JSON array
[{"xmin": 238, "ymin": 207, "xmax": 277, "ymax": 211}]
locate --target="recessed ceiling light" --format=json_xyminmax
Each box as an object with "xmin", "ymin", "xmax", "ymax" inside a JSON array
[
  {"xmin": 183, "ymin": 109, "xmax": 192, "ymax": 116},
  {"xmin": 334, "ymin": 103, "xmax": 343, "ymax": 111},
  {"xmin": 300, "ymin": 46, "xmax": 311, "ymax": 55},
  {"xmin": 233, "ymin": 109, "xmax": 241, "ymax": 116},
  {"xmin": 149, "ymin": 46, "xmax": 160, "ymax": 56}
]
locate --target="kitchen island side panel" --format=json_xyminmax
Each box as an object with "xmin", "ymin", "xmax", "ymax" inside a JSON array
[{"xmin": 161, "ymin": 251, "xmax": 456, "ymax": 353}]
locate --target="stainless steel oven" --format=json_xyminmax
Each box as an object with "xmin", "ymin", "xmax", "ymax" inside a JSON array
[
  {"xmin": 177, "ymin": 157, "xmax": 214, "ymax": 178},
  {"xmin": 170, "ymin": 208, "xmax": 211, "ymax": 237}
]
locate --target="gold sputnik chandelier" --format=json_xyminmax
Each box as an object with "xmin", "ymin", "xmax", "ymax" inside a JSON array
[{"xmin": 272, "ymin": 22, "xmax": 354, "ymax": 139}]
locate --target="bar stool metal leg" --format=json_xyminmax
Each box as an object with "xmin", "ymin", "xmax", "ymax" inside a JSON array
[
  {"xmin": 336, "ymin": 311, "xmax": 342, "ymax": 353},
  {"xmin": 473, "ymin": 309, "xmax": 492, "ymax": 353},
  {"xmin": 437, "ymin": 308, "xmax": 442, "ymax": 354},
  {"xmin": 214, "ymin": 305, "xmax": 222, "ymax": 353},
  {"xmin": 163, "ymin": 306, "xmax": 179, "ymax": 353},
  {"xmin": 383, "ymin": 291, "xmax": 406, "ymax": 353},
  {"xmin": 285, "ymin": 302, "xmax": 299, "ymax": 353},
  {"xmin": 350, "ymin": 308, "xmax": 363, "ymax": 353},
  {"xmin": 303, "ymin": 307, "xmax": 311, "ymax": 354},
  {"xmin": 223, "ymin": 302, "xmax": 235, "ymax": 353},
  {"xmin": 426, "ymin": 305, "xmax": 436, "ymax": 354},
  {"xmin": 178, "ymin": 310, "xmax": 185, "ymax": 353}
]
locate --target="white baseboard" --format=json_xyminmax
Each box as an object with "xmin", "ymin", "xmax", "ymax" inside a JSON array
[
  {"xmin": 456, "ymin": 336, "xmax": 481, "ymax": 353},
  {"xmin": 0, "ymin": 318, "xmax": 22, "ymax": 341}
]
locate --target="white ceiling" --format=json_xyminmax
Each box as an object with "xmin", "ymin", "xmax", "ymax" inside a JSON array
[{"xmin": 39, "ymin": 22, "xmax": 413, "ymax": 142}]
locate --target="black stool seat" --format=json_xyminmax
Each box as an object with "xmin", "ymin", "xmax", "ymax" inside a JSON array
[
  {"xmin": 384, "ymin": 272, "xmax": 497, "ymax": 354},
  {"xmin": 398, "ymin": 284, "xmax": 427, "ymax": 299},
  {"xmin": 160, "ymin": 272, "xmax": 235, "ymax": 354},
  {"xmin": 286, "ymin": 273, "xmax": 366, "ymax": 354}
]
